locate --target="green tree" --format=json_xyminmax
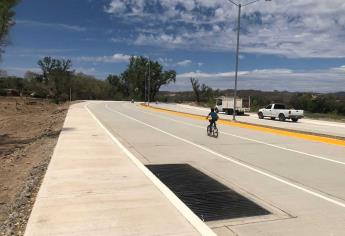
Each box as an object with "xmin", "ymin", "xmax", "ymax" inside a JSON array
[
  {"xmin": 23, "ymin": 70, "xmax": 48, "ymax": 97},
  {"xmin": 0, "ymin": 0, "xmax": 18, "ymax": 59},
  {"xmin": 37, "ymin": 57, "xmax": 58, "ymax": 83},
  {"xmin": 200, "ymin": 83, "xmax": 213, "ymax": 103},
  {"xmin": 121, "ymin": 56, "xmax": 176, "ymax": 101},
  {"xmin": 72, "ymin": 73, "xmax": 112, "ymax": 100},
  {"xmin": 190, "ymin": 77, "xmax": 200, "ymax": 103},
  {"xmin": 37, "ymin": 57, "xmax": 73, "ymax": 101},
  {"xmin": 190, "ymin": 78, "xmax": 214, "ymax": 104},
  {"xmin": 290, "ymin": 93, "xmax": 313, "ymax": 111},
  {"xmin": 107, "ymin": 74, "xmax": 124, "ymax": 99}
]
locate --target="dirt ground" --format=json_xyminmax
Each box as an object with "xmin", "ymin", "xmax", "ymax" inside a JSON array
[{"xmin": 0, "ymin": 97, "xmax": 69, "ymax": 236}]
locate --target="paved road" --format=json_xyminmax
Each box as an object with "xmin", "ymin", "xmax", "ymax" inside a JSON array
[
  {"xmin": 88, "ymin": 102, "xmax": 345, "ymax": 236},
  {"xmin": 153, "ymin": 103, "xmax": 345, "ymax": 138}
]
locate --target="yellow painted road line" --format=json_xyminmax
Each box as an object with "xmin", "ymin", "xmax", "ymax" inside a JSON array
[{"xmin": 140, "ymin": 104, "xmax": 345, "ymax": 147}]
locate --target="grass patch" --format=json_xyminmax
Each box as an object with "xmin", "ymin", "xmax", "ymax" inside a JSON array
[{"xmin": 304, "ymin": 112, "xmax": 345, "ymax": 122}]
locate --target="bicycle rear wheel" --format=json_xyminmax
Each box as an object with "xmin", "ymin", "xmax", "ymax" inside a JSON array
[{"xmin": 213, "ymin": 128, "xmax": 219, "ymax": 138}]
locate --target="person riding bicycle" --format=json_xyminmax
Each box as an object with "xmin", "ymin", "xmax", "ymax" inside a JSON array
[{"xmin": 206, "ymin": 108, "xmax": 219, "ymax": 129}]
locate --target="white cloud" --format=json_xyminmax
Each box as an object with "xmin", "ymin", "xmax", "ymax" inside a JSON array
[
  {"xmin": 177, "ymin": 70, "xmax": 248, "ymax": 79},
  {"xmin": 105, "ymin": 1, "xmax": 126, "ymax": 14},
  {"xmin": 17, "ymin": 20, "xmax": 86, "ymax": 32},
  {"xmin": 158, "ymin": 58, "xmax": 196, "ymax": 67},
  {"xmin": 163, "ymin": 67, "xmax": 345, "ymax": 92},
  {"xmin": 4, "ymin": 67, "xmax": 41, "ymax": 77},
  {"xmin": 4, "ymin": 48, "xmax": 79, "ymax": 58},
  {"xmin": 239, "ymin": 54, "xmax": 245, "ymax": 60},
  {"xmin": 76, "ymin": 54, "xmax": 132, "ymax": 63},
  {"xmin": 332, "ymin": 65, "xmax": 345, "ymax": 72},
  {"xmin": 105, "ymin": 0, "xmax": 345, "ymax": 58},
  {"xmin": 176, "ymin": 59, "xmax": 192, "ymax": 67},
  {"xmin": 212, "ymin": 25, "xmax": 221, "ymax": 33},
  {"xmin": 134, "ymin": 33, "xmax": 184, "ymax": 47},
  {"xmin": 6, "ymin": 67, "xmax": 41, "ymax": 73},
  {"xmin": 75, "ymin": 67, "xmax": 96, "ymax": 74},
  {"xmin": 110, "ymin": 37, "xmax": 127, "ymax": 43}
]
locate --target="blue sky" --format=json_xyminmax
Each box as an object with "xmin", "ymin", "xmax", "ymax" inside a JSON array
[{"xmin": 1, "ymin": 0, "xmax": 345, "ymax": 92}]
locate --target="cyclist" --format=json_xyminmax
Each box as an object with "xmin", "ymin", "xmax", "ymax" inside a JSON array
[{"xmin": 206, "ymin": 108, "xmax": 219, "ymax": 129}]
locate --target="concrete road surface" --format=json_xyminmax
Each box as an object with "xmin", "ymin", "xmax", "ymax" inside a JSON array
[
  {"xmin": 87, "ymin": 101, "xmax": 345, "ymax": 235},
  {"xmin": 25, "ymin": 102, "xmax": 211, "ymax": 236},
  {"xmin": 152, "ymin": 103, "xmax": 345, "ymax": 138}
]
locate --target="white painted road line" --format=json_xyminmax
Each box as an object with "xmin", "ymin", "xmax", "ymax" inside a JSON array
[
  {"xmin": 123, "ymin": 103, "xmax": 345, "ymax": 167},
  {"xmin": 85, "ymin": 104, "xmax": 216, "ymax": 236},
  {"xmin": 104, "ymin": 103, "xmax": 345, "ymax": 209}
]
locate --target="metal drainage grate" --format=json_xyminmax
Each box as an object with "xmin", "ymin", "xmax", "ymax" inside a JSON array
[{"xmin": 146, "ymin": 164, "xmax": 270, "ymax": 221}]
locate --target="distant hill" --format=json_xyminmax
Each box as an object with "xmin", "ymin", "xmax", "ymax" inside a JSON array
[{"xmin": 334, "ymin": 92, "xmax": 345, "ymax": 97}]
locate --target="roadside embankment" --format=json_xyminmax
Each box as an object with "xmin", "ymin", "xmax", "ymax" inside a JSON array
[{"xmin": 0, "ymin": 97, "xmax": 69, "ymax": 236}]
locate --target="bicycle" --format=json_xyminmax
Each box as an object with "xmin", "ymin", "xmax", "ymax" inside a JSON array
[{"xmin": 207, "ymin": 120, "xmax": 219, "ymax": 138}]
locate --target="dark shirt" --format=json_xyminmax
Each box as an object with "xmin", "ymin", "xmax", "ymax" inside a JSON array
[{"xmin": 209, "ymin": 112, "xmax": 218, "ymax": 121}]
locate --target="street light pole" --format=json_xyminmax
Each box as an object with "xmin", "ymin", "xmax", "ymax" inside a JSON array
[
  {"xmin": 148, "ymin": 58, "xmax": 151, "ymax": 106},
  {"xmin": 145, "ymin": 57, "xmax": 151, "ymax": 105},
  {"xmin": 233, "ymin": 3, "xmax": 241, "ymax": 121},
  {"xmin": 145, "ymin": 65, "xmax": 147, "ymax": 103},
  {"xmin": 226, "ymin": 0, "xmax": 271, "ymax": 121}
]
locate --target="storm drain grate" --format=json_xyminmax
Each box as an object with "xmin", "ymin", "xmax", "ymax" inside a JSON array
[{"xmin": 146, "ymin": 164, "xmax": 270, "ymax": 221}]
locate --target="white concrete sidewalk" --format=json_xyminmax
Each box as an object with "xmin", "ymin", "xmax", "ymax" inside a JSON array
[{"xmin": 24, "ymin": 102, "xmax": 206, "ymax": 236}]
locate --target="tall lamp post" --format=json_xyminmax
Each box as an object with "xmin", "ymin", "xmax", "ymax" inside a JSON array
[
  {"xmin": 147, "ymin": 58, "xmax": 151, "ymax": 105},
  {"xmin": 226, "ymin": 0, "xmax": 271, "ymax": 121},
  {"xmin": 145, "ymin": 57, "xmax": 151, "ymax": 105},
  {"xmin": 145, "ymin": 65, "xmax": 147, "ymax": 103}
]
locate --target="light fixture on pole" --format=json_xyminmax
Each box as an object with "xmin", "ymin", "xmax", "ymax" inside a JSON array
[{"xmin": 226, "ymin": 0, "xmax": 271, "ymax": 121}]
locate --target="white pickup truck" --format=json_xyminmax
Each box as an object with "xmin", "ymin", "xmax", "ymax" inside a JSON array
[{"xmin": 258, "ymin": 104, "xmax": 304, "ymax": 122}]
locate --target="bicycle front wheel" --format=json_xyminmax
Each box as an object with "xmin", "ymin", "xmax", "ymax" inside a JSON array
[{"xmin": 207, "ymin": 125, "xmax": 212, "ymax": 136}]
